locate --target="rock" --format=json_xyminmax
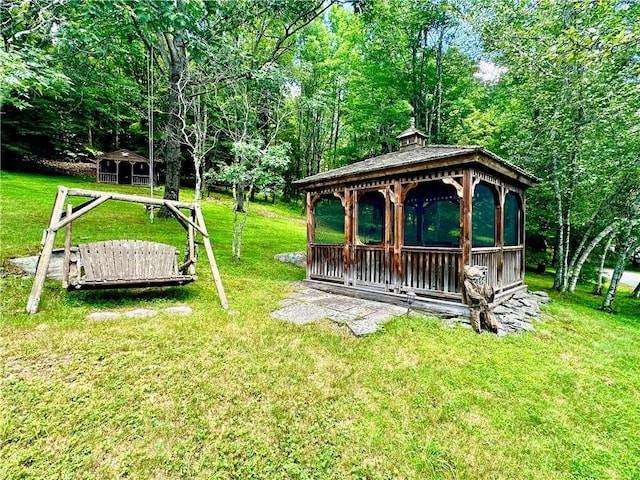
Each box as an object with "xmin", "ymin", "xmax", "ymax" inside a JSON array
[
  {"xmin": 124, "ymin": 308, "xmax": 158, "ymax": 318},
  {"xmin": 163, "ymin": 306, "xmax": 193, "ymax": 316},
  {"xmin": 271, "ymin": 303, "xmax": 332, "ymax": 325},
  {"xmin": 346, "ymin": 318, "xmax": 379, "ymax": 336},
  {"xmin": 87, "ymin": 311, "xmax": 122, "ymax": 321},
  {"xmin": 530, "ymin": 291, "xmax": 552, "ymax": 304},
  {"xmin": 274, "ymin": 252, "xmax": 307, "ymax": 268}
]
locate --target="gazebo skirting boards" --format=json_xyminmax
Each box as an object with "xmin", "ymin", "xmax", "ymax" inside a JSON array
[{"xmin": 295, "ymin": 138, "xmax": 538, "ymax": 318}]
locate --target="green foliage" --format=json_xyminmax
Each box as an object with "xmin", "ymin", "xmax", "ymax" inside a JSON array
[
  {"xmin": 473, "ymin": 0, "xmax": 640, "ymax": 291},
  {"xmin": 210, "ymin": 139, "xmax": 291, "ymax": 202}
]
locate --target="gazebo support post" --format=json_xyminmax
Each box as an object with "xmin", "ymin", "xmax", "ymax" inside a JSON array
[
  {"xmin": 496, "ymin": 187, "xmax": 505, "ymax": 291},
  {"xmin": 461, "ymin": 169, "xmax": 473, "ymax": 296}
]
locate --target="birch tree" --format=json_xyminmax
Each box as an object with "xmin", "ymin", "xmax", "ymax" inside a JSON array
[
  {"xmin": 477, "ymin": 0, "xmax": 640, "ymax": 292},
  {"xmin": 207, "ymin": 71, "xmax": 290, "ymax": 260}
]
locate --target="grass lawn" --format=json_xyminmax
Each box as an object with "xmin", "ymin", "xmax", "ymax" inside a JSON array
[{"xmin": 1, "ymin": 170, "xmax": 639, "ymax": 479}]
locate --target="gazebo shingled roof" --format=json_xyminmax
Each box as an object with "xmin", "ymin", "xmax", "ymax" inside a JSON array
[
  {"xmin": 294, "ymin": 145, "xmax": 538, "ymax": 189},
  {"xmin": 97, "ymin": 149, "xmax": 150, "ymax": 163}
]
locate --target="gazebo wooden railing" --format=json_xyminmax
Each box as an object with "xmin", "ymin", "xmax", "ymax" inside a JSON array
[{"xmin": 400, "ymin": 247, "xmax": 462, "ymax": 296}]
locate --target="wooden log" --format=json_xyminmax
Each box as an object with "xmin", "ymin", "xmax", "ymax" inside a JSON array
[
  {"xmin": 66, "ymin": 187, "xmax": 195, "ymax": 210},
  {"xmin": 187, "ymin": 210, "xmax": 196, "ymax": 275},
  {"xmin": 194, "ymin": 204, "xmax": 228, "ymax": 309},
  {"xmin": 62, "ymin": 203, "xmax": 72, "ymax": 289},
  {"xmin": 165, "ymin": 202, "xmax": 207, "ymax": 236},
  {"xmin": 53, "ymin": 194, "xmax": 111, "ymax": 231},
  {"xmin": 27, "ymin": 186, "xmax": 68, "ymax": 313}
]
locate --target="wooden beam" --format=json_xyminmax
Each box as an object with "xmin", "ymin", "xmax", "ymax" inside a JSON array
[
  {"xmin": 306, "ymin": 192, "xmax": 315, "ymax": 280},
  {"xmin": 165, "ymin": 202, "xmax": 207, "ymax": 236},
  {"xmin": 343, "ymin": 188, "xmax": 353, "ymax": 286},
  {"xmin": 66, "ymin": 187, "xmax": 195, "ymax": 210},
  {"xmin": 194, "ymin": 204, "xmax": 228, "ymax": 309},
  {"xmin": 53, "ymin": 194, "xmax": 111, "ymax": 231},
  {"xmin": 496, "ymin": 186, "xmax": 505, "ymax": 289},
  {"xmin": 442, "ymin": 177, "xmax": 463, "ymax": 198},
  {"xmin": 461, "ymin": 169, "xmax": 473, "ymax": 284},
  {"xmin": 62, "ymin": 204, "xmax": 72, "ymax": 289},
  {"xmin": 187, "ymin": 210, "xmax": 196, "ymax": 275},
  {"xmin": 392, "ymin": 180, "xmax": 403, "ymax": 292},
  {"xmin": 384, "ymin": 186, "xmax": 392, "ymax": 288},
  {"xmin": 27, "ymin": 186, "xmax": 68, "ymax": 313}
]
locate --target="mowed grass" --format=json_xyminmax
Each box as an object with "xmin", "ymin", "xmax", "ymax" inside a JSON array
[{"xmin": 1, "ymin": 170, "xmax": 639, "ymax": 479}]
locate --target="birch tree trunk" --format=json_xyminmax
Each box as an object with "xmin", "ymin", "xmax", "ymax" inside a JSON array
[
  {"xmin": 552, "ymin": 162, "xmax": 566, "ymax": 291},
  {"xmin": 593, "ymin": 234, "xmax": 613, "ymax": 296},
  {"xmin": 632, "ymin": 281, "xmax": 640, "ymax": 299},
  {"xmin": 601, "ymin": 230, "xmax": 637, "ymax": 311},
  {"xmin": 568, "ymin": 222, "xmax": 617, "ymax": 292}
]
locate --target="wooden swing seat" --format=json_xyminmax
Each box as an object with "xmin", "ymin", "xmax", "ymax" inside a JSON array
[{"xmin": 67, "ymin": 239, "xmax": 195, "ymax": 291}]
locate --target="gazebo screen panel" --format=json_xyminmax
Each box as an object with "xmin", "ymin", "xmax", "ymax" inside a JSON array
[
  {"xmin": 404, "ymin": 182, "xmax": 460, "ymax": 247},
  {"xmin": 357, "ymin": 191, "xmax": 385, "ymax": 245},
  {"xmin": 472, "ymin": 183, "xmax": 497, "ymax": 247},
  {"xmin": 314, "ymin": 196, "xmax": 345, "ymax": 244},
  {"xmin": 503, "ymin": 192, "xmax": 521, "ymax": 246},
  {"xmin": 310, "ymin": 195, "xmax": 345, "ymax": 282}
]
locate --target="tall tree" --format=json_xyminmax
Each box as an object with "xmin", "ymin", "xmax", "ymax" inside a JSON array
[
  {"xmin": 477, "ymin": 0, "xmax": 640, "ymax": 292},
  {"xmin": 122, "ymin": 0, "xmax": 333, "ymax": 203}
]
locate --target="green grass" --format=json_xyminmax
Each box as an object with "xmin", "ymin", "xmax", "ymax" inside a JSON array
[{"xmin": 1, "ymin": 170, "xmax": 639, "ymax": 479}]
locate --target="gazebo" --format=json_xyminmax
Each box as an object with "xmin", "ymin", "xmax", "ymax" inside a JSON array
[
  {"xmin": 96, "ymin": 149, "xmax": 151, "ymax": 186},
  {"xmin": 294, "ymin": 123, "xmax": 538, "ymax": 316}
]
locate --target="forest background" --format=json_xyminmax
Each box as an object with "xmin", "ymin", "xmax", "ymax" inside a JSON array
[{"xmin": 1, "ymin": 0, "xmax": 639, "ymax": 304}]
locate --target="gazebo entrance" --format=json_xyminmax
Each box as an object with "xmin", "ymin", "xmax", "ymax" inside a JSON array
[{"xmin": 296, "ymin": 124, "xmax": 537, "ymax": 315}]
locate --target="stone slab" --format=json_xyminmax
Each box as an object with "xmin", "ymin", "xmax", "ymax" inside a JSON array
[
  {"xmin": 124, "ymin": 308, "xmax": 158, "ymax": 319},
  {"xmin": 163, "ymin": 306, "xmax": 193, "ymax": 316},
  {"xmin": 271, "ymin": 304, "xmax": 333, "ymax": 325},
  {"xmin": 346, "ymin": 318, "xmax": 379, "ymax": 336}
]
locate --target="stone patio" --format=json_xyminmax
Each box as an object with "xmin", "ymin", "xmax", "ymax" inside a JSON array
[
  {"xmin": 271, "ymin": 282, "xmax": 551, "ymax": 336},
  {"xmin": 271, "ymin": 283, "xmax": 410, "ymax": 336}
]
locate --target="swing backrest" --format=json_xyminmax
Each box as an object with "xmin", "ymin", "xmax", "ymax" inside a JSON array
[{"xmin": 75, "ymin": 240, "xmax": 185, "ymax": 283}]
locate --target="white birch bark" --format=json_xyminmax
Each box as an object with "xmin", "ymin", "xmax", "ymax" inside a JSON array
[{"xmin": 568, "ymin": 222, "xmax": 618, "ymax": 292}]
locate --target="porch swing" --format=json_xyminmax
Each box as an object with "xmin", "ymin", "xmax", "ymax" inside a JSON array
[{"xmin": 26, "ymin": 185, "xmax": 228, "ymax": 314}]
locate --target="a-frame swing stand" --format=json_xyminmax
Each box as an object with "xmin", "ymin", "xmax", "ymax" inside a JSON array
[{"xmin": 26, "ymin": 185, "xmax": 228, "ymax": 314}]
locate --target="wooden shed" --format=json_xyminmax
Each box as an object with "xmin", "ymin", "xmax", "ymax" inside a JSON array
[
  {"xmin": 294, "ymin": 124, "xmax": 538, "ymax": 315},
  {"xmin": 96, "ymin": 149, "xmax": 151, "ymax": 186}
]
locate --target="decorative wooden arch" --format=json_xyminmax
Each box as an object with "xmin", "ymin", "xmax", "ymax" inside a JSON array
[{"xmin": 26, "ymin": 185, "xmax": 228, "ymax": 314}]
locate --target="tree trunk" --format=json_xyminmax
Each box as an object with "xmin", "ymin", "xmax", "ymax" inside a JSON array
[
  {"xmin": 164, "ymin": 34, "xmax": 187, "ymax": 200},
  {"xmin": 632, "ymin": 281, "xmax": 640, "ymax": 299},
  {"xmin": 601, "ymin": 230, "xmax": 636, "ymax": 311},
  {"xmin": 567, "ymin": 223, "xmax": 593, "ymax": 279},
  {"xmin": 231, "ymin": 182, "xmax": 248, "ymax": 260},
  {"xmin": 568, "ymin": 222, "xmax": 617, "ymax": 292},
  {"xmin": 434, "ymin": 26, "xmax": 444, "ymax": 143},
  {"xmin": 593, "ymin": 234, "xmax": 613, "ymax": 296},
  {"xmin": 552, "ymin": 164, "xmax": 566, "ymax": 290}
]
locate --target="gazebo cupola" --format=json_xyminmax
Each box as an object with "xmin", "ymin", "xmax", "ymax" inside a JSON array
[
  {"xmin": 396, "ymin": 117, "xmax": 427, "ymax": 152},
  {"xmin": 294, "ymin": 123, "xmax": 539, "ymax": 318}
]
